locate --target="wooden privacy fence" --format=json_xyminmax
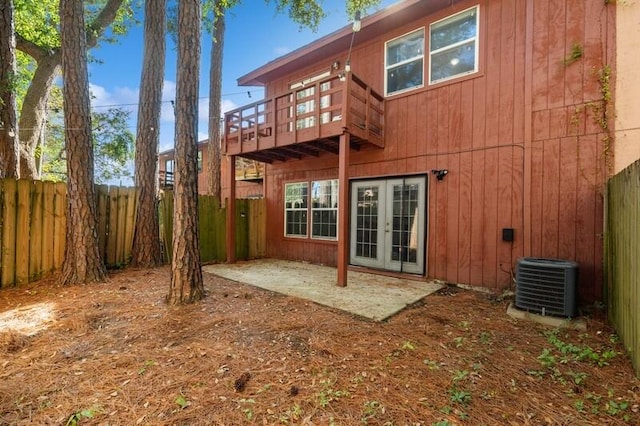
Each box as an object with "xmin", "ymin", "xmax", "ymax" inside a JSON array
[
  {"xmin": 0, "ymin": 179, "xmax": 137, "ymax": 289},
  {"xmin": 160, "ymin": 192, "xmax": 266, "ymax": 263},
  {"xmin": 606, "ymin": 160, "xmax": 640, "ymax": 375}
]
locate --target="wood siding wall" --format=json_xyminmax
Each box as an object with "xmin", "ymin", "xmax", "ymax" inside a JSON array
[
  {"xmin": 0, "ymin": 180, "xmax": 137, "ymax": 288},
  {"xmin": 259, "ymin": 0, "xmax": 614, "ymax": 302},
  {"xmin": 606, "ymin": 160, "xmax": 640, "ymax": 375}
]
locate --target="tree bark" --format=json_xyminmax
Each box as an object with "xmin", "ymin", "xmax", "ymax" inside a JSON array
[
  {"xmin": 167, "ymin": 0, "xmax": 204, "ymax": 304},
  {"xmin": 16, "ymin": 0, "xmax": 125, "ymax": 179},
  {"xmin": 59, "ymin": 0, "xmax": 107, "ymax": 285},
  {"xmin": 131, "ymin": 0, "xmax": 165, "ymax": 268},
  {"xmin": 0, "ymin": 0, "xmax": 20, "ymax": 178},
  {"xmin": 207, "ymin": 6, "xmax": 225, "ymax": 198}
]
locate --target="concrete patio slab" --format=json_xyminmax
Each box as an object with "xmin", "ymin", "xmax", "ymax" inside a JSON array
[{"xmin": 203, "ymin": 259, "xmax": 443, "ymax": 321}]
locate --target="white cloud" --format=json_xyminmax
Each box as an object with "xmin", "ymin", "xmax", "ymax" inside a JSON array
[{"xmin": 222, "ymin": 98, "xmax": 238, "ymax": 114}]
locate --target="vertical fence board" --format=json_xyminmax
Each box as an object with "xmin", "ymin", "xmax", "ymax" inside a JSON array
[
  {"xmin": 198, "ymin": 195, "xmax": 216, "ymax": 263},
  {"xmin": 107, "ymin": 187, "xmax": 120, "ymax": 266},
  {"xmin": 41, "ymin": 182, "xmax": 55, "ymax": 274},
  {"xmin": 15, "ymin": 180, "xmax": 31, "ymax": 284},
  {"xmin": 115, "ymin": 189, "xmax": 128, "ymax": 265},
  {"xmin": 235, "ymin": 199, "xmax": 249, "ymax": 260},
  {"xmin": 160, "ymin": 191, "xmax": 174, "ymax": 262},
  {"xmin": 53, "ymin": 183, "xmax": 66, "ymax": 269},
  {"xmin": 607, "ymin": 161, "xmax": 640, "ymax": 376},
  {"xmin": 29, "ymin": 181, "xmax": 44, "ymax": 280},
  {"xmin": 1, "ymin": 179, "xmax": 17, "ymax": 287},
  {"xmin": 123, "ymin": 188, "xmax": 137, "ymax": 263},
  {"xmin": 96, "ymin": 185, "xmax": 109, "ymax": 261}
]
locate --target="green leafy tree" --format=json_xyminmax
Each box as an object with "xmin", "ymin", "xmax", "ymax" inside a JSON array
[
  {"xmin": 14, "ymin": 0, "xmax": 134, "ymax": 179},
  {"xmin": 41, "ymin": 106, "xmax": 134, "ymax": 184}
]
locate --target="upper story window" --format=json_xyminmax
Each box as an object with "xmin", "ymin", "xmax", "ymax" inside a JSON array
[
  {"xmin": 429, "ymin": 6, "xmax": 479, "ymax": 85},
  {"xmin": 385, "ymin": 28, "xmax": 425, "ymax": 96},
  {"xmin": 197, "ymin": 151, "xmax": 203, "ymax": 173}
]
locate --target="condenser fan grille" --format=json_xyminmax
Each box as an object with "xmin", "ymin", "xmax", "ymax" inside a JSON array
[{"xmin": 515, "ymin": 258, "xmax": 578, "ymax": 317}]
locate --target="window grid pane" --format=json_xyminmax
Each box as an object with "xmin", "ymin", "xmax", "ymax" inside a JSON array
[
  {"xmin": 385, "ymin": 29, "xmax": 425, "ymax": 96},
  {"xmin": 311, "ymin": 179, "xmax": 338, "ymax": 240},
  {"xmin": 429, "ymin": 6, "xmax": 479, "ymax": 84},
  {"xmin": 354, "ymin": 186, "xmax": 379, "ymax": 259},
  {"xmin": 284, "ymin": 182, "xmax": 309, "ymax": 237}
]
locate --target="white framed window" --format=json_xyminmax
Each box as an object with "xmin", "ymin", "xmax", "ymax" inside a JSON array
[
  {"xmin": 284, "ymin": 182, "xmax": 309, "ymax": 237},
  {"xmin": 197, "ymin": 151, "xmax": 203, "ymax": 173},
  {"xmin": 429, "ymin": 6, "xmax": 479, "ymax": 85},
  {"xmin": 385, "ymin": 28, "xmax": 425, "ymax": 96},
  {"xmin": 311, "ymin": 179, "xmax": 338, "ymax": 240}
]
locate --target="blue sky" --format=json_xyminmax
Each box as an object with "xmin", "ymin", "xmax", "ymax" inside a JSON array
[{"xmin": 86, "ymin": 0, "xmax": 393, "ymax": 170}]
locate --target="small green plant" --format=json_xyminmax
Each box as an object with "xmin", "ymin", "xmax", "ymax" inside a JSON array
[
  {"xmin": 238, "ymin": 398, "xmax": 255, "ymax": 421},
  {"xmin": 605, "ymin": 400, "xmax": 629, "ymax": 417},
  {"xmin": 138, "ymin": 359, "xmax": 157, "ymax": 375},
  {"xmin": 566, "ymin": 371, "xmax": 588, "ymax": 386},
  {"xmin": 432, "ymin": 421, "xmax": 453, "ymax": 426},
  {"xmin": 402, "ymin": 340, "xmax": 416, "ymax": 350},
  {"xmin": 279, "ymin": 403, "xmax": 303, "ymax": 424},
  {"xmin": 361, "ymin": 400, "xmax": 384, "ymax": 424},
  {"xmin": 452, "ymin": 370, "xmax": 469, "ymax": 383},
  {"xmin": 175, "ymin": 393, "xmax": 189, "ymax": 409},
  {"xmin": 537, "ymin": 348, "xmax": 556, "ymax": 368},
  {"xmin": 449, "ymin": 389, "xmax": 471, "ymax": 405},
  {"xmin": 66, "ymin": 407, "xmax": 98, "ymax": 426},
  {"xmin": 453, "ymin": 336, "xmax": 465, "ymax": 348},
  {"xmin": 458, "ymin": 320, "xmax": 471, "ymax": 331},
  {"xmin": 564, "ymin": 42, "xmax": 583, "ymax": 65},
  {"xmin": 479, "ymin": 331, "xmax": 492, "ymax": 344},
  {"xmin": 317, "ymin": 379, "xmax": 349, "ymax": 408},
  {"xmin": 423, "ymin": 358, "xmax": 440, "ymax": 370},
  {"xmin": 574, "ymin": 399, "xmax": 585, "ymax": 413}
]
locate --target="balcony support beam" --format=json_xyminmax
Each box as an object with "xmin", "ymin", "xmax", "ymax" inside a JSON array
[{"xmin": 337, "ymin": 133, "xmax": 350, "ymax": 287}]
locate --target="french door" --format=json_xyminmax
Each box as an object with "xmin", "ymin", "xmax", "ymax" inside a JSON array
[{"xmin": 350, "ymin": 176, "xmax": 426, "ymax": 274}]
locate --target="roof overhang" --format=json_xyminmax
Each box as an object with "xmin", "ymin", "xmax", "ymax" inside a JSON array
[{"xmin": 238, "ymin": 0, "xmax": 457, "ymax": 87}]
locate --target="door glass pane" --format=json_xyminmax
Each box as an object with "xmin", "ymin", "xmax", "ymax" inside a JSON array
[
  {"xmin": 390, "ymin": 183, "xmax": 420, "ymax": 264},
  {"xmin": 355, "ymin": 186, "xmax": 379, "ymax": 259}
]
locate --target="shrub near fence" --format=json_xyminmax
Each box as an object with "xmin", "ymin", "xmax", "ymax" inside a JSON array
[
  {"xmin": 0, "ymin": 179, "xmax": 137, "ymax": 288},
  {"xmin": 606, "ymin": 160, "xmax": 640, "ymax": 376}
]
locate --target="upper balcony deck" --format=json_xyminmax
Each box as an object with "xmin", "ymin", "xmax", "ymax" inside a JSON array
[{"xmin": 223, "ymin": 72, "xmax": 384, "ymax": 163}]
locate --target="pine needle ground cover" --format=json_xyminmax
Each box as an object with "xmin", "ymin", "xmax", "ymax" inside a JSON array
[{"xmin": 0, "ymin": 267, "xmax": 638, "ymax": 425}]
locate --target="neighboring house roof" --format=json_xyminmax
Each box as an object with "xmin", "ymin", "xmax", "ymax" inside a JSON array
[{"xmin": 237, "ymin": 0, "xmax": 457, "ymax": 86}]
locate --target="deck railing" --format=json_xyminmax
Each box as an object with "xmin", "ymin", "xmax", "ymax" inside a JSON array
[{"xmin": 223, "ymin": 72, "xmax": 384, "ymax": 157}]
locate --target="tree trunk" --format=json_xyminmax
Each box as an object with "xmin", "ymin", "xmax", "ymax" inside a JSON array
[
  {"xmin": 167, "ymin": 0, "xmax": 204, "ymax": 304},
  {"xmin": 131, "ymin": 0, "xmax": 165, "ymax": 268},
  {"xmin": 59, "ymin": 0, "xmax": 107, "ymax": 285},
  {"xmin": 207, "ymin": 7, "xmax": 225, "ymax": 198},
  {"xmin": 0, "ymin": 0, "xmax": 20, "ymax": 178},
  {"xmin": 18, "ymin": 54, "xmax": 60, "ymax": 179}
]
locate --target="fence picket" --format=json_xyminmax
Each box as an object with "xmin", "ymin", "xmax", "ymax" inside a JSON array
[
  {"xmin": 1, "ymin": 179, "xmax": 17, "ymax": 288},
  {"xmin": 29, "ymin": 181, "xmax": 44, "ymax": 281},
  {"xmin": 0, "ymin": 182, "xmax": 265, "ymax": 289}
]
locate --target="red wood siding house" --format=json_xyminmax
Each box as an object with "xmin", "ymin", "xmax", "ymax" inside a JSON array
[{"xmin": 223, "ymin": 0, "xmax": 615, "ymax": 303}]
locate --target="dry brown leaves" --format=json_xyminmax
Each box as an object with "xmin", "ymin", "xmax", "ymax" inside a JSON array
[{"xmin": 0, "ymin": 266, "xmax": 638, "ymax": 425}]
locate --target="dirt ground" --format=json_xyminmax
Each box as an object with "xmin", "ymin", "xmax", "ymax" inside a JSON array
[{"xmin": 0, "ymin": 267, "xmax": 638, "ymax": 425}]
